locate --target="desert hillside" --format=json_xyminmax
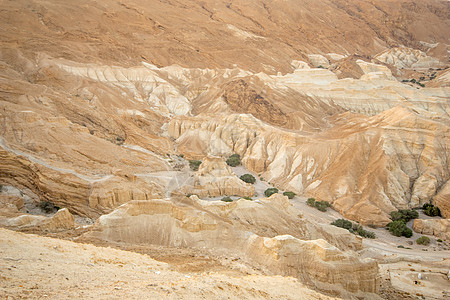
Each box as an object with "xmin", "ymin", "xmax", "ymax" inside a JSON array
[{"xmin": 1, "ymin": 0, "xmax": 449, "ymax": 299}]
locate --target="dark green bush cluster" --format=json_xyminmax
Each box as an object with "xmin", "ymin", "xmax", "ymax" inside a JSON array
[
  {"xmin": 221, "ymin": 196, "xmax": 233, "ymax": 202},
  {"xmin": 387, "ymin": 220, "xmax": 413, "ymax": 238},
  {"xmin": 189, "ymin": 160, "xmax": 202, "ymax": 171},
  {"xmin": 39, "ymin": 201, "xmax": 60, "ymax": 213},
  {"xmin": 226, "ymin": 154, "xmax": 241, "ymax": 167},
  {"xmin": 331, "ymin": 218, "xmax": 352, "ymax": 230},
  {"xmin": 390, "ymin": 209, "xmax": 419, "ymax": 223},
  {"xmin": 240, "ymin": 174, "xmax": 256, "ymax": 184},
  {"xmin": 423, "ymin": 203, "xmax": 441, "ymax": 217},
  {"xmin": 331, "ymin": 219, "xmax": 376, "ymax": 239},
  {"xmin": 241, "ymin": 196, "xmax": 252, "ymax": 201},
  {"xmin": 264, "ymin": 188, "xmax": 278, "ymax": 197},
  {"xmin": 306, "ymin": 198, "xmax": 331, "ymax": 212},
  {"xmin": 416, "ymin": 236, "xmax": 430, "ymax": 245},
  {"xmin": 283, "ymin": 191, "xmax": 296, "ymax": 199}
]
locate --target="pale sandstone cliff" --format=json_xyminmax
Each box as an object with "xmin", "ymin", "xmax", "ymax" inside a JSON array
[{"xmin": 86, "ymin": 196, "xmax": 377, "ymax": 295}]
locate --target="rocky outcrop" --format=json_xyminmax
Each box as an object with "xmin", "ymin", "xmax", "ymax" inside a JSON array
[
  {"xmin": 375, "ymin": 47, "xmax": 443, "ymax": 69},
  {"xmin": 179, "ymin": 156, "xmax": 254, "ymax": 198},
  {"xmin": 86, "ymin": 196, "xmax": 377, "ymax": 295},
  {"xmin": 169, "ymin": 106, "xmax": 450, "ymax": 226},
  {"xmin": 413, "ymin": 219, "xmax": 450, "ymax": 241},
  {"xmin": 0, "ymin": 146, "xmax": 165, "ymax": 218},
  {"xmin": 433, "ymin": 181, "xmax": 450, "ymax": 218},
  {"xmin": 0, "ymin": 208, "xmax": 75, "ymax": 232}
]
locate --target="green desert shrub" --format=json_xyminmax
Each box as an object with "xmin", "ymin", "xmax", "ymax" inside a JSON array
[
  {"xmin": 241, "ymin": 196, "xmax": 252, "ymax": 201},
  {"xmin": 221, "ymin": 196, "xmax": 233, "ymax": 202},
  {"xmin": 283, "ymin": 191, "xmax": 296, "ymax": 199},
  {"xmin": 331, "ymin": 218, "xmax": 376, "ymax": 239},
  {"xmin": 226, "ymin": 154, "xmax": 241, "ymax": 167},
  {"xmin": 189, "ymin": 160, "xmax": 202, "ymax": 171},
  {"xmin": 423, "ymin": 203, "xmax": 441, "ymax": 217},
  {"xmin": 390, "ymin": 209, "xmax": 419, "ymax": 223},
  {"xmin": 387, "ymin": 220, "xmax": 412, "ymax": 238},
  {"xmin": 240, "ymin": 174, "xmax": 256, "ymax": 184},
  {"xmin": 306, "ymin": 198, "xmax": 330, "ymax": 212},
  {"xmin": 264, "ymin": 188, "xmax": 278, "ymax": 197},
  {"xmin": 331, "ymin": 219, "xmax": 353, "ymax": 230},
  {"xmin": 314, "ymin": 201, "xmax": 328, "ymax": 212},
  {"xmin": 416, "ymin": 236, "xmax": 430, "ymax": 246}
]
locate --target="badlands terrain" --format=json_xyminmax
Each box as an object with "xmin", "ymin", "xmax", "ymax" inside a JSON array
[{"xmin": 1, "ymin": 0, "xmax": 450, "ymax": 299}]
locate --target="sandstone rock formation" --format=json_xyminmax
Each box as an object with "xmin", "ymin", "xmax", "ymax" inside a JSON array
[
  {"xmin": 0, "ymin": 208, "xmax": 75, "ymax": 232},
  {"xmin": 0, "ymin": 227, "xmax": 337, "ymax": 299},
  {"xmin": 433, "ymin": 180, "xmax": 450, "ymax": 218},
  {"xmin": 179, "ymin": 156, "xmax": 255, "ymax": 198},
  {"xmin": 86, "ymin": 196, "xmax": 377, "ymax": 295},
  {"xmin": 413, "ymin": 219, "xmax": 450, "ymax": 241},
  {"xmin": 168, "ymin": 105, "xmax": 449, "ymax": 226}
]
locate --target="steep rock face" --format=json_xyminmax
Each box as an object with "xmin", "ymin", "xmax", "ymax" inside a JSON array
[
  {"xmin": 86, "ymin": 197, "xmax": 376, "ymax": 295},
  {"xmin": 246, "ymin": 236, "xmax": 378, "ymax": 294},
  {"xmin": 180, "ymin": 156, "xmax": 254, "ymax": 198},
  {"xmin": 433, "ymin": 181, "xmax": 450, "ymax": 218},
  {"xmin": 0, "ymin": 146, "xmax": 165, "ymax": 217},
  {"xmin": 413, "ymin": 219, "xmax": 450, "ymax": 241},
  {"xmin": 169, "ymin": 107, "xmax": 450, "ymax": 226}
]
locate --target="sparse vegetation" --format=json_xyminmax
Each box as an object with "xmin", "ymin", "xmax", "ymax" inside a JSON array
[
  {"xmin": 306, "ymin": 198, "xmax": 331, "ymax": 212},
  {"xmin": 241, "ymin": 196, "xmax": 252, "ymax": 201},
  {"xmin": 387, "ymin": 220, "xmax": 413, "ymax": 238},
  {"xmin": 437, "ymin": 239, "xmax": 443, "ymax": 243},
  {"xmin": 189, "ymin": 160, "xmax": 202, "ymax": 171},
  {"xmin": 331, "ymin": 218, "xmax": 376, "ymax": 239},
  {"xmin": 283, "ymin": 191, "xmax": 296, "ymax": 199},
  {"xmin": 306, "ymin": 198, "xmax": 316, "ymax": 206},
  {"xmin": 221, "ymin": 196, "xmax": 233, "ymax": 202},
  {"xmin": 226, "ymin": 154, "xmax": 241, "ymax": 167},
  {"xmin": 240, "ymin": 174, "xmax": 256, "ymax": 184},
  {"xmin": 38, "ymin": 201, "xmax": 60, "ymax": 213},
  {"xmin": 423, "ymin": 203, "xmax": 441, "ymax": 217},
  {"xmin": 331, "ymin": 218, "xmax": 352, "ymax": 230},
  {"xmin": 416, "ymin": 236, "xmax": 430, "ymax": 246},
  {"xmin": 390, "ymin": 209, "xmax": 419, "ymax": 223},
  {"xmin": 264, "ymin": 188, "xmax": 278, "ymax": 197}
]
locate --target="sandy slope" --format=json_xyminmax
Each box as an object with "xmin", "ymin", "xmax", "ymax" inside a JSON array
[{"xmin": 0, "ymin": 228, "xmax": 334, "ymax": 299}]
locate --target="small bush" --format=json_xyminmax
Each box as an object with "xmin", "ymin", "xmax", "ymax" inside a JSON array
[
  {"xmin": 416, "ymin": 236, "xmax": 430, "ymax": 246},
  {"xmin": 283, "ymin": 191, "xmax": 296, "ymax": 199},
  {"xmin": 331, "ymin": 219, "xmax": 353, "ymax": 230},
  {"xmin": 331, "ymin": 218, "xmax": 376, "ymax": 239},
  {"xmin": 423, "ymin": 203, "xmax": 441, "ymax": 217},
  {"xmin": 221, "ymin": 196, "xmax": 233, "ymax": 202},
  {"xmin": 306, "ymin": 198, "xmax": 316, "ymax": 206},
  {"xmin": 240, "ymin": 174, "xmax": 256, "ymax": 184},
  {"xmin": 314, "ymin": 201, "xmax": 328, "ymax": 212},
  {"xmin": 387, "ymin": 220, "xmax": 412, "ymax": 238},
  {"xmin": 241, "ymin": 196, "xmax": 252, "ymax": 201},
  {"xmin": 437, "ymin": 239, "xmax": 443, "ymax": 243},
  {"xmin": 321, "ymin": 201, "xmax": 331, "ymax": 207},
  {"xmin": 189, "ymin": 160, "xmax": 202, "ymax": 171},
  {"xmin": 39, "ymin": 201, "xmax": 60, "ymax": 213},
  {"xmin": 390, "ymin": 209, "xmax": 418, "ymax": 223},
  {"xmin": 264, "ymin": 188, "xmax": 278, "ymax": 197},
  {"xmin": 226, "ymin": 154, "xmax": 241, "ymax": 167},
  {"xmin": 306, "ymin": 198, "xmax": 331, "ymax": 212}
]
